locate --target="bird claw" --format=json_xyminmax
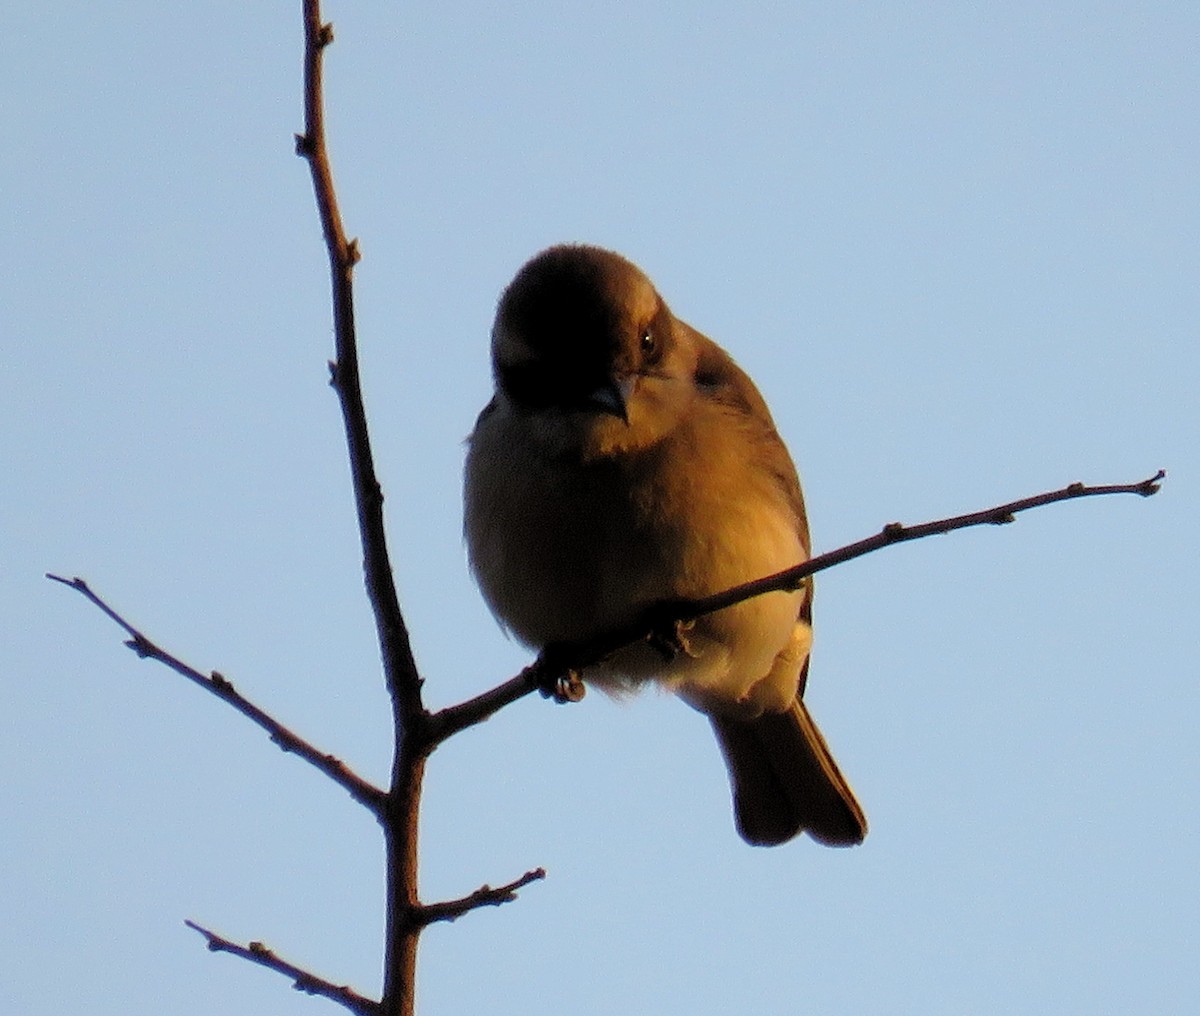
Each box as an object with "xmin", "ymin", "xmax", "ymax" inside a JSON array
[
  {"xmin": 528, "ymin": 651, "xmax": 587, "ymax": 704},
  {"xmin": 647, "ymin": 617, "xmax": 699, "ymax": 662},
  {"xmin": 540, "ymin": 671, "xmax": 585, "ymax": 705},
  {"xmin": 552, "ymin": 671, "xmax": 585, "ymax": 705},
  {"xmin": 541, "ymin": 670, "xmax": 586, "ymax": 703}
]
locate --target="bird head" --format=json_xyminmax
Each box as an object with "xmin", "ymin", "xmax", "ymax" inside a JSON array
[{"xmin": 491, "ymin": 244, "xmax": 694, "ymax": 458}]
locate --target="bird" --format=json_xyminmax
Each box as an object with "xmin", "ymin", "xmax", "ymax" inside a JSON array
[{"xmin": 464, "ymin": 243, "xmax": 866, "ymax": 847}]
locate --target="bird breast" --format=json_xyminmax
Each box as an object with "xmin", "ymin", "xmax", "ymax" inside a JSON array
[{"xmin": 465, "ymin": 396, "xmax": 807, "ymax": 707}]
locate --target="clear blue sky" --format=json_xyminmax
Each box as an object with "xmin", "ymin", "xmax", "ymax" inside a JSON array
[{"xmin": 3, "ymin": 3, "xmax": 1195, "ymax": 1014}]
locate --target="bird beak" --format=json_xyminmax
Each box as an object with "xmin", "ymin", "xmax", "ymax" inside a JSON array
[{"xmin": 585, "ymin": 375, "xmax": 636, "ymax": 423}]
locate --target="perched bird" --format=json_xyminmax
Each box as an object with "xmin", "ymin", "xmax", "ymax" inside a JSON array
[{"xmin": 464, "ymin": 244, "xmax": 866, "ymax": 847}]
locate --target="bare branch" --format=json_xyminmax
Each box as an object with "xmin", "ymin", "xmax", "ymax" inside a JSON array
[
  {"xmin": 185, "ymin": 920, "xmax": 380, "ymax": 1016},
  {"xmin": 659, "ymin": 470, "xmax": 1167, "ymax": 633},
  {"xmin": 46, "ymin": 574, "xmax": 386, "ymax": 813},
  {"xmin": 424, "ymin": 666, "xmax": 585, "ymax": 745},
  {"xmin": 295, "ymin": 4, "xmax": 426, "ymax": 1012},
  {"xmin": 416, "ymin": 868, "xmax": 547, "ymax": 927},
  {"xmin": 431, "ymin": 471, "xmax": 1166, "ymax": 739},
  {"xmin": 295, "ymin": 0, "xmax": 421, "ymax": 718}
]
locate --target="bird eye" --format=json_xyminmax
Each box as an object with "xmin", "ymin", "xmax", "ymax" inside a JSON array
[{"xmin": 640, "ymin": 329, "xmax": 657, "ymax": 357}]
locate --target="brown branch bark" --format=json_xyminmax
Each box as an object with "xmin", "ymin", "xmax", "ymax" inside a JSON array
[
  {"xmin": 59, "ymin": 7, "xmax": 550, "ymax": 1013},
  {"xmin": 293, "ymin": 4, "xmax": 441, "ymax": 1013},
  {"xmin": 185, "ymin": 921, "xmax": 381, "ymax": 1016},
  {"xmin": 294, "ymin": 7, "xmax": 423, "ymax": 713},
  {"xmin": 415, "ymin": 868, "xmax": 547, "ymax": 927},
  {"xmin": 45, "ymin": 574, "xmax": 386, "ymax": 811},
  {"xmin": 429, "ymin": 470, "xmax": 1166, "ymax": 742}
]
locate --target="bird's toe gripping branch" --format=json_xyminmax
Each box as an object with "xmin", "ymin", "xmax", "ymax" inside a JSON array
[
  {"xmin": 526, "ymin": 649, "xmax": 587, "ymax": 704},
  {"xmin": 646, "ymin": 614, "xmax": 699, "ymax": 662}
]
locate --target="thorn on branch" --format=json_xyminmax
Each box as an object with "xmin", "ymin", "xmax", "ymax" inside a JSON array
[
  {"xmin": 345, "ymin": 238, "xmax": 361, "ymax": 266},
  {"xmin": 294, "ymin": 132, "xmax": 314, "ymax": 157},
  {"xmin": 123, "ymin": 634, "xmax": 155, "ymax": 658},
  {"xmin": 46, "ymin": 573, "xmax": 85, "ymax": 592},
  {"xmin": 317, "ymin": 22, "xmax": 334, "ymax": 47}
]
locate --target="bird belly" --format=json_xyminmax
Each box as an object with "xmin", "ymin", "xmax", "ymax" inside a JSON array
[
  {"xmin": 596, "ymin": 497, "xmax": 808, "ymax": 717},
  {"xmin": 465, "ymin": 411, "xmax": 809, "ymax": 716}
]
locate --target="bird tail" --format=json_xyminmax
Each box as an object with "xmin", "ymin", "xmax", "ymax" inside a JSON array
[{"xmin": 710, "ymin": 697, "xmax": 867, "ymax": 847}]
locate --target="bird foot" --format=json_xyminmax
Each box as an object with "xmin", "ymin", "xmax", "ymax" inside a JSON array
[
  {"xmin": 647, "ymin": 616, "xmax": 699, "ymax": 662},
  {"xmin": 528, "ymin": 649, "xmax": 587, "ymax": 703}
]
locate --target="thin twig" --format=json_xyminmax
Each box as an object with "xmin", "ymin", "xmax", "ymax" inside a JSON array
[
  {"xmin": 658, "ymin": 470, "xmax": 1166, "ymax": 632},
  {"xmin": 46, "ymin": 574, "xmax": 387, "ymax": 812},
  {"xmin": 295, "ymin": 1, "xmax": 421, "ymax": 717},
  {"xmin": 430, "ymin": 470, "xmax": 1165, "ymax": 741},
  {"xmin": 416, "ymin": 868, "xmax": 547, "ymax": 927},
  {"xmin": 295, "ymin": 4, "xmax": 427, "ymax": 1013},
  {"xmin": 422, "ymin": 667, "xmax": 553, "ymax": 745},
  {"xmin": 185, "ymin": 921, "xmax": 380, "ymax": 1016}
]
